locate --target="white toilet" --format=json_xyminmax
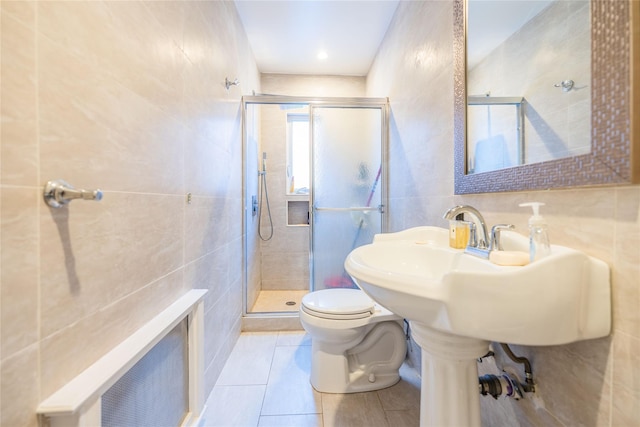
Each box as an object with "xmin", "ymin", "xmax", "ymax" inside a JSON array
[{"xmin": 299, "ymin": 288, "xmax": 407, "ymax": 393}]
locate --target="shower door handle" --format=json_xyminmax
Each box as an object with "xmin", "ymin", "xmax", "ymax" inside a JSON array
[{"xmin": 312, "ymin": 206, "xmax": 384, "ymax": 213}]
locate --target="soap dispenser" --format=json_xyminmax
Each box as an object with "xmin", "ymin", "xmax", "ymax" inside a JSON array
[{"xmin": 519, "ymin": 202, "xmax": 551, "ymax": 262}]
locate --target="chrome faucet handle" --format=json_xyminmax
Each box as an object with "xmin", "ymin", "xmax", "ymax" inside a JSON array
[
  {"xmin": 489, "ymin": 224, "xmax": 515, "ymax": 251},
  {"xmin": 44, "ymin": 180, "xmax": 103, "ymax": 208},
  {"xmin": 466, "ymin": 221, "xmax": 478, "ymax": 248}
]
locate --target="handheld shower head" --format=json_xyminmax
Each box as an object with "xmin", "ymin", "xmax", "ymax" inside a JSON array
[{"xmin": 262, "ymin": 152, "xmax": 267, "ymax": 173}]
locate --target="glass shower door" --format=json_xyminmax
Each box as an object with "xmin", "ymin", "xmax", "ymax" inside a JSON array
[{"xmin": 310, "ymin": 105, "xmax": 386, "ymax": 291}]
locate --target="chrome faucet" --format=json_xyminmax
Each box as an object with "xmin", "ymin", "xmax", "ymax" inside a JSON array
[
  {"xmin": 489, "ymin": 224, "xmax": 515, "ymax": 251},
  {"xmin": 443, "ymin": 205, "xmax": 489, "ymax": 249}
]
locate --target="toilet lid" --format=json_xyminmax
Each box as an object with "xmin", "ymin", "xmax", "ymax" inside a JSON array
[{"xmin": 301, "ymin": 289, "xmax": 375, "ymax": 319}]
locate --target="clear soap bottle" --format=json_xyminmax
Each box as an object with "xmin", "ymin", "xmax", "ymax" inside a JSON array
[{"xmin": 519, "ymin": 202, "xmax": 551, "ymax": 262}]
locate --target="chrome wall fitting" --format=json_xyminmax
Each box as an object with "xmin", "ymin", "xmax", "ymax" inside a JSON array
[
  {"xmin": 553, "ymin": 79, "xmax": 575, "ymax": 92},
  {"xmin": 225, "ymin": 77, "xmax": 239, "ymax": 90},
  {"xmin": 43, "ymin": 180, "xmax": 103, "ymax": 208}
]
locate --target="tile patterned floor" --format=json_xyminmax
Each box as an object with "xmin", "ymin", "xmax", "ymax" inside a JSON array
[{"xmin": 200, "ymin": 331, "xmax": 421, "ymax": 427}]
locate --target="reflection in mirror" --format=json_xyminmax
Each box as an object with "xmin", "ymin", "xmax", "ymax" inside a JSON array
[
  {"xmin": 466, "ymin": 0, "xmax": 591, "ymax": 174},
  {"xmin": 467, "ymin": 96, "xmax": 524, "ymax": 173},
  {"xmin": 454, "ymin": 0, "xmax": 638, "ymax": 194}
]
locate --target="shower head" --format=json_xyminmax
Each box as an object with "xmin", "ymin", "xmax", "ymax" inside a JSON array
[{"xmin": 262, "ymin": 152, "xmax": 267, "ymax": 172}]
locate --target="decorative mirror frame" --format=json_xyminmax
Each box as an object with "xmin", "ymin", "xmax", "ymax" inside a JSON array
[{"xmin": 454, "ymin": 0, "xmax": 639, "ymax": 194}]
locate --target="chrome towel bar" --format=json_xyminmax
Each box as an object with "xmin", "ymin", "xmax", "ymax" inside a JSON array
[{"xmin": 43, "ymin": 179, "xmax": 103, "ymax": 208}]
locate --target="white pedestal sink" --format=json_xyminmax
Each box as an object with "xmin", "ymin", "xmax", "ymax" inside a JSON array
[{"xmin": 344, "ymin": 226, "xmax": 611, "ymax": 427}]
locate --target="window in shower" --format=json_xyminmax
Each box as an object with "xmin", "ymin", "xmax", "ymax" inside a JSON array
[{"xmin": 286, "ymin": 114, "xmax": 310, "ymax": 194}]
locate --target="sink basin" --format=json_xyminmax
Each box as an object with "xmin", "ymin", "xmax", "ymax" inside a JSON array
[
  {"xmin": 346, "ymin": 225, "xmax": 612, "ymax": 426},
  {"xmin": 345, "ymin": 226, "xmax": 611, "ymax": 346}
]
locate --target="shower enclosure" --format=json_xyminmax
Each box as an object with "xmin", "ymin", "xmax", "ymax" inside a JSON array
[{"xmin": 242, "ymin": 95, "xmax": 388, "ymax": 318}]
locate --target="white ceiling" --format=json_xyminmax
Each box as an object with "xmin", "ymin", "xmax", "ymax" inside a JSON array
[
  {"xmin": 235, "ymin": 0, "xmax": 555, "ymax": 77},
  {"xmin": 234, "ymin": 0, "xmax": 400, "ymax": 76}
]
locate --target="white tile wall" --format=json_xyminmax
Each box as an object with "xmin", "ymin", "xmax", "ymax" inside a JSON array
[
  {"xmin": 0, "ymin": 2, "xmax": 259, "ymax": 426},
  {"xmin": 368, "ymin": 1, "xmax": 640, "ymax": 425}
]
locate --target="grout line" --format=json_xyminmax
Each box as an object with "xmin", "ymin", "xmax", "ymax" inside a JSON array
[
  {"xmin": 319, "ymin": 386, "xmax": 325, "ymax": 427},
  {"xmin": 609, "ymin": 188, "xmax": 617, "ymax": 427},
  {"xmin": 373, "ymin": 386, "xmax": 391, "ymax": 427},
  {"xmin": 35, "ymin": 0, "xmax": 43, "ymax": 406},
  {"xmin": 608, "ymin": 334, "xmax": 614, "ymax": 427},
  {"xmin": 257, "ymin": 332, "xmax": 279, "ymax": 418}
]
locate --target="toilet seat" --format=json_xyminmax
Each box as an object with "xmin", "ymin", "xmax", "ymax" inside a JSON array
[{"xmin": 302, "ymin": 289, "xmax": 375, "ymax": 320}]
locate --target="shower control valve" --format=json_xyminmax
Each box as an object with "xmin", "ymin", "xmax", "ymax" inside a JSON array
[{"xmin": 252, "ymin": 195, "xmax": 258, "ymax": 216}]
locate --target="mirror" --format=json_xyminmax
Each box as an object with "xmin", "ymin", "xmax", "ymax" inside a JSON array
[
  {"xmin": 466, "ymin": 1, "xmax": 591, "ymax": 174},
  {"xmin": 454, "ymin": 0, "xmax": 639, "ymax": 194}
]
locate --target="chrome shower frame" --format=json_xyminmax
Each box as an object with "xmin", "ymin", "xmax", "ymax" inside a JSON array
[{"xmin": 241, "ymin": 94, "xmax": 390, "ymax": 319}]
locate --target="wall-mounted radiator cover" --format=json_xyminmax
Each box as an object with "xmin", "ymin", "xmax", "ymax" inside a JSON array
[
  {"xmin": 102, "ymin": 320, "xmax": 188, "ymax": 426},
  {"xmin": 37, "ymin": 289, "xmax": 207, "ymax": 427}
]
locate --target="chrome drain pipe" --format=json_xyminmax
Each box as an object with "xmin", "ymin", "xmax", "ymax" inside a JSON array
[
  {"xmin": 479, "ymin": 373, "xmax": 525, "ymax": 400},
  {"xmin": 477, "ymin": 344, "xmax": 535, "ymax": 400},
  {"xmin": 500, "ymin": 343, "xmax": 535, "ymax": 391}
]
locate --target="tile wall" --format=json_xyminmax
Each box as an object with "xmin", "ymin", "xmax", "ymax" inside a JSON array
[
  {"xmin": 256, "ymin": 102, "xmax": 311, "ymax": 293},
  {"xmin": 0, "ymin": 2, "xmax": 259, "ymax": 426},
  {"xmin": 261, "ymin": 74, "xmax": 366, "ymax": 98},
  {"xmin": 367, "ymin": 1, "xmax": 639, "ymax": 425}
]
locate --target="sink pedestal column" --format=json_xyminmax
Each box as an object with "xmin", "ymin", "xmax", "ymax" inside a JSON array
[{"xmin": 410, "ymin": 322, "xmax": 490, "ymax": 427}]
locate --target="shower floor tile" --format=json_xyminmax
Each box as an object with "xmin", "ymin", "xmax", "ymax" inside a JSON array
[{"xmin": 250, "ymin": 290, "xmax": 309, "ymax": 313}]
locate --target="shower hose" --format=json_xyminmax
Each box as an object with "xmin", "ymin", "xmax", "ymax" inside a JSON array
[{"xmin": 258, "ymin": 168, "xmax": 274, "ymax": 241}]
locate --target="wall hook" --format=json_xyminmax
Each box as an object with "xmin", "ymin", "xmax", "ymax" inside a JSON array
[
  {"xmin": 554, "ymin": 80, "xmax": 575, "ymax": 92},
  {"xmin": 225, "ymin": 77, "xmax": 239, "ymax": 90},
  {"xmin": 43, "ymin": 180, "xmax": 103, "ymax": 208}
]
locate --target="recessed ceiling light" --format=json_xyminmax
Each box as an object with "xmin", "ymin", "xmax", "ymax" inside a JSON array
[{"xmin": 317, "ymin": 51, "xmax": 328, "ymax": 60}]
